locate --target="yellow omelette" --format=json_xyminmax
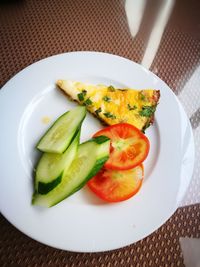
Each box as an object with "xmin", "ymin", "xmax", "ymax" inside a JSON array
[{"xmin": 56, "ymin": 80, "xmax": 160, "ymax": 131}]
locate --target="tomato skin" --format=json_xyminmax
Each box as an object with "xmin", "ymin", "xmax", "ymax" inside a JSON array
[
  {"xmin": 87, "ymin": 165, "xmax": 144, "ymax": 202},
  {"xmin": 93, "ymin": 123, "xmax": 150, "ymax": 170}
]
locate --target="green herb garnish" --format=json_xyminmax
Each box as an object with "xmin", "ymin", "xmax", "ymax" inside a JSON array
[
  {"xmin": 77, "ymin": 90, "xmax": 87, "ymax": 101},
  {"xmin": 127, "ymin": 104, "xmax": 137, "ymax": 110},
  {"xmin": 108, "ymin": 85, "xmax": 115, "ymax": 92},
  {"xmin": 139, "ymin": 106, "xmax": 156, "ymax": 117},
  {"xmin": 139, "ymin": 91, "xmax": 146, "ymax": 101},
  {"xmin": 84, "ymin": 98, "xmax": 93, "ymax": 106},
  {"xmin": 103, "ymin": 112, "xmax": 116, "ymax": 119},
  {"xmin": 77, "ymin": 93, "xmax": 84, "ymax": 101},
  {"xmin": 95, "ymin": 107, "xmax": 102, "ymax": 115},
  {"xmin": 103, "ymin": 96, "xmax": 111, "ymax": 102}
]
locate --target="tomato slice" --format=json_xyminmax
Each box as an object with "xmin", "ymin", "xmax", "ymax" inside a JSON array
[
  {"xmin": 93, "ymin": 123, "xmax": 150, "ymax": 170},
  {"xmin": 87, "ymin": 165, "xmax": 144, "ymax": 202}
]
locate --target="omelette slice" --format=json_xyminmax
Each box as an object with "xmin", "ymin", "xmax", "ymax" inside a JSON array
[{"xmin": 56, "ymin": 80, "xmax": 160, "ymax": 131}]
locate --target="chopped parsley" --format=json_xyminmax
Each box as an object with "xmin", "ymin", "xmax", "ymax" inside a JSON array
[
  {"xmin": 139, "ymin": 106, "xmax": 156, "ymax": 117},
  {"xmin": 108, "ymin": 85, "xmax": 115, "ymax": 92},
  {"xmin": 127, "ymin": 104, "xmax": 137, "ymax": 110},
  {"xmin": 84, "ymin": 98, "xmax": 93, "ymax": 106},
  {"xmin": 139, "ymin": 91, "xmax": 146, "ymax": 101},
  {"xmin": 103, "ymin": 112, "xmax": 116, "ymax": 119},
  {"xmin": 77, "ymin": 92, "xmax": 84, "ymax": 101},
  {"xmin": 95, "ymin": 107, "xmax": 102, "ymax": 115},
  {"xmin": 77, "ymin": 90, "xmax": 87, "ymax": 101},
  {"xmin": 103, "ymin": 96, "xmax": 111, "ymax": 102}
]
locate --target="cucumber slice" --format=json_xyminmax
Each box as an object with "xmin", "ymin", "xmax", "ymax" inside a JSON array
[
  {"xmin": 32, "ymin": 136, "xmax": 110, "ymax": 207},
  {"xmin": 37, "ymin": 106, "xmax": 86, "ymax": 153},
  {"xmin": 35, "ymin": 130, "xmax": 80, "ymax": 194}
]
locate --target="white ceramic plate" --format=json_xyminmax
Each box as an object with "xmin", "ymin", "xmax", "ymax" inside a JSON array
[{"xmin": 0, "ymin": 52, "xmax": 194, "ymax": 252}]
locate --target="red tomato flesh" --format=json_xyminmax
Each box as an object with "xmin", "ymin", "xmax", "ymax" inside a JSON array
[
  {"xmin": 93, "ymin": 123, "xmax": 150, "ymax": 170},
  {"xmin": 87, "ymin": 164, "xmax": 144, "ymax": 202}
]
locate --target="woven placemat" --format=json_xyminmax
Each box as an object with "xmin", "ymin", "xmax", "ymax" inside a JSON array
[
  {"xmin": 0, "ymin": 0, "xmax": 145, "ymax": 87},
  {"xmin": 0, "ymin": 204, "xmax": 199, "ymax": 267},
  {"xmin": 0, "ymin": 0, "xmax": 200, "ymax": 266}
]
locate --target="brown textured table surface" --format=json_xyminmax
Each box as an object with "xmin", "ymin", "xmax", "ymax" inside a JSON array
[{"xmin": 0, "ymin": 0, "xmax": 200, "ymax": 266}]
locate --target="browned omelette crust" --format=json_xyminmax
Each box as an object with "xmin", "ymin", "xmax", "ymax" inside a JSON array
[{"xmin": 57, "ymin": 81, "xmax": 160, "ymax": 132}]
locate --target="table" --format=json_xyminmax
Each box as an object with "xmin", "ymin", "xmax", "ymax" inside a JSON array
[{"xmin": 0, "ymin": 0, "xmax": 200, "ymax": 266}]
